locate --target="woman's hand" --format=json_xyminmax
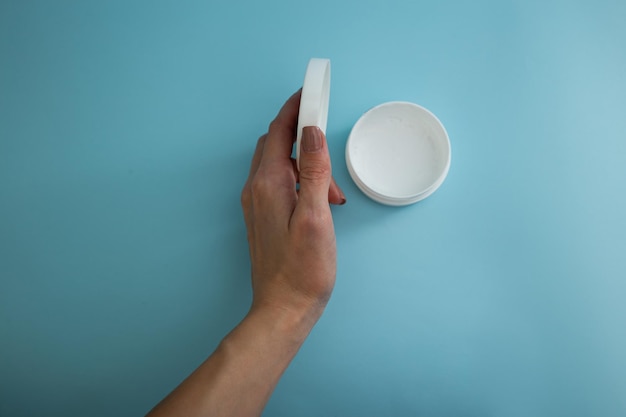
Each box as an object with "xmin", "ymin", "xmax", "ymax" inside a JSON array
[
  {"xmin": 147, "ymin": 90, "xmax": 344, "ymax": 417},
  {"xmin": 241, "ymin": 89, "xmax": 345, "ymax": 320}
]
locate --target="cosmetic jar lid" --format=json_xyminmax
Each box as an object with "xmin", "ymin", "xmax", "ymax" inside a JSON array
[{"xmin": 296, "ymin": 58, "xmax": 331, "ymax": 170}]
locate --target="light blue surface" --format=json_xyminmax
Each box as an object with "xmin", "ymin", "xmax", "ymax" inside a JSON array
[{"xmin": 1, "ymin": 0, "xmax": 625, "ymax": 415}]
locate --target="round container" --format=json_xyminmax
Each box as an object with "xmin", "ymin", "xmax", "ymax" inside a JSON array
[{"xmin": 346, "ymin": 101, "xmax": 451, "ymax": 206}]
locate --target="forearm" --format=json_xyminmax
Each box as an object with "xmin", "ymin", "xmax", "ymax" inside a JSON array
[{"xmin": 146, "ymin": 304, "xmax": 322, "ymax": 417}]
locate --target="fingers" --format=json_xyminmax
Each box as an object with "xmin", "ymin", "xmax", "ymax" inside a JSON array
[
  {"xmin": 258, "ymin": 89, "xmax": 302, "ymax": 171},
  {"xmin": 244, "ymin": 90, "xmax": 345, "ymax": 235},
  {"xmin": 251, "ymin": 90, "xmax": 302, "ymax": 218},
  {"xmin": 247, "ymin": 91, "xmax": 303, "ymax": 226},
  {"xmin": 329, "ymin": 177, "xmax": 347, "ymax": 205},
  {"xmin": 296, "ymin": 126, "xmax": 332, "ymax": 209}
]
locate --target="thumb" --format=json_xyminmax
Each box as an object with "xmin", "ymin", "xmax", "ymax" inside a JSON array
[{"xmin": 298, "ymin": 126, "xmax": 332, "ymax": 206}]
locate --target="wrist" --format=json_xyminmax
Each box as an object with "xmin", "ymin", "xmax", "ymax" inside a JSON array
[
  {"xmin": 247, "ymin": 299, "xmax": 324, "ymax": 343},
  {"xmin": 216, "ymin": 301, "xmax": 323, "ymax": 382}
]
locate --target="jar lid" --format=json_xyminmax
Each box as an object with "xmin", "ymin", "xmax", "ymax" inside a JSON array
[
  {"xmin": 346, "ymin": 101, "xmax": 451, "ymax": 205},
  {"xmin": 296, "ymin": 58, "xmax": 331, "ymax": 170}
]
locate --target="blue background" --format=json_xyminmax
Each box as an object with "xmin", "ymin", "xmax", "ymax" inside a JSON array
[{"xmin": 1, "ymin": 0, "xmax": 625, "ymax": 415}]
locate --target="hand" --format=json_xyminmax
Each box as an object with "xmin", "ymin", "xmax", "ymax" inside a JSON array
[
  {"xmin": 146, "ymin": 90, "xmax": 344, "ymax": 417},
  {"xmin": 241, "ymin": 89, "xmax": 345, "ymax": 319}
]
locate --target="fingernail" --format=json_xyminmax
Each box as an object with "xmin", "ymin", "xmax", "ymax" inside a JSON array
[
  {"xmin": 339, "ymin": 189, "xmax": 347, "ymax": 205},
  {"xmin": 302, "ymin": 126, "xmax": 322, "ymax": 153}
]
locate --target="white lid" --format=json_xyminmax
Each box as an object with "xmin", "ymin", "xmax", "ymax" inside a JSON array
[
  {"xmin": 346, "ymin": 101, "xmax": 451, "ymax": 206},
  {"xmin": 296, "ymin": 58, "xmax": 331, "ymax": 170}
]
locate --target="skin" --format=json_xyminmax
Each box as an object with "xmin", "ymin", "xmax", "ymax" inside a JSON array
[{"xmin": 146, "ymin": 90, "xmax": 345, "ymax": 417}]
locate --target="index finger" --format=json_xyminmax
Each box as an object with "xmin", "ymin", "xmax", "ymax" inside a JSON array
[{"xmin": 258, "ymin": 89, "xmax": 302, "ymax": 171}]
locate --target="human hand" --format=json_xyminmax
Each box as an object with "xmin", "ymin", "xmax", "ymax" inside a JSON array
[
  {"xmin": 241, "ymin": 89, "xmax": 345, "ymax": 320},
  {"xmin": 147, "ymin": 90, "xmax": 344, "ymax": 417}
]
